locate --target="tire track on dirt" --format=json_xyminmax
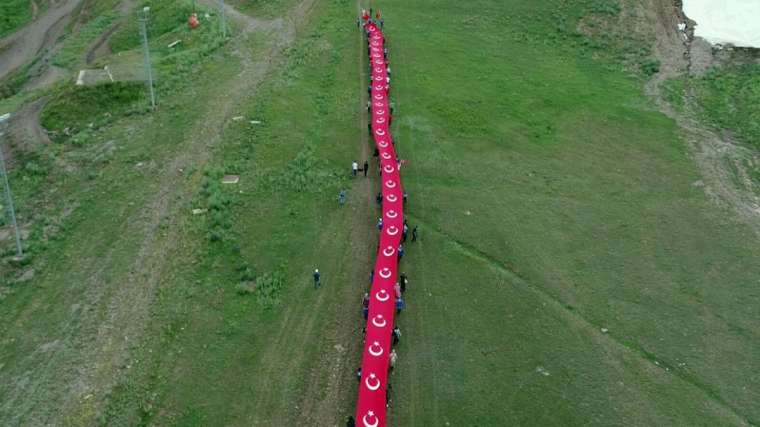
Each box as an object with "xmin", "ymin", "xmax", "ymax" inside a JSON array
[{"xmin": 0, "ymin": 0, "xmax": 83, "ymax": 81}]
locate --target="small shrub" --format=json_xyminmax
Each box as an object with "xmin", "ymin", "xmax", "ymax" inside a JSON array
[
  {"xmin": 254, "ymin": 269, "xmax": 285, "ymax": 308},
  {"xmin": 640, "ymin": 58, "xmax": 661, "ymax": 76},
  {"xmin": 41, "ymin": 82, "xmax": 146, "ymax": 141}
]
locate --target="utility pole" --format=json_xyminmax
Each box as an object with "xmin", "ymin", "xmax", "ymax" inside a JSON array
[
  {"xmin": 0, "ymin": 113, "xmax": 23, "ymax": 259},
  {"xmin": 139, "ymin": 6, "xmax": 156, "ymax": 110},
  {"xmin": 219, "ymin": 0, "xmax": 227, "ymax": 38}
]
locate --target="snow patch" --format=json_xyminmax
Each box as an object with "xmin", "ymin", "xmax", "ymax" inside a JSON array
[{"xmin": 683, "ymin": 0, "xmax": 760, "ymax": 47}]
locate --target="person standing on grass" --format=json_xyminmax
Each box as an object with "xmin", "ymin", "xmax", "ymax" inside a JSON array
[
  {"xmin": 339, "ymin": 189, "xmax": 346, "ymax": 205},
  {"xmin": 394, "ymin": 281, "xmax": 402, "ymax": 299},
  {"xmin": 376, "ymin": 192, "xmax": 383, "ymax": 206},
  {"xmin": 363, "ymin": 160, "xmax": 369, "ymax": 177},
  {"xmin": 390, "ymin": 348, "xmax": 397, "ymax": 371},
  {"xmin": 347, "ymin": 415, "xmax": 356, "ymax": 427},
  {"xmin": 397, "ymin": 244, "xmax": 405, "ymax": 260},
  {"xmin": 369, "ymin": 269, "xmax": 374, "ymax": 284},
  {"xmin": 399, "ymin": 273, "xmax": 408, "ymax": 293},
  {"xmin": 395, "ymin": 297, "xmax": 405, "ymax": 313},
  {"xmin": 412, "ymin": 225, "xmax": 418, "ymax": 242},
  {"xmin": 386, "ymin": 383, "xmax": 392, "ymax": 408},
  {"xmin": 392, "ymin": 325, "xmax": 401, "ymax": 345},
  {"xmin": 377, "ymin": 218, "xmax": 383, "ymax": 231},
  {"xmin": 352, "ymin": 160, "xmax": 359, "ymax": 176},
  {"xmin": 313, "ymin": 269, "xmax": 321, "ymax": 289},
  {"xmin": 402, "ymin": 223, "xmax": 408, "ymax": 242}
]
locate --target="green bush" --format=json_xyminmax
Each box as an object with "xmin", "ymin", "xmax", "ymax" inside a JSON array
[
  {"xmin": 40, "ymin": 82, "xmax": 146, "ymax": 141},
  {"xmin": 264, "ymin": 145, "xmax": 344, "ymax": 193},
  {"xmin": 640, "ymin": 58, "xmax": 661, "ymax": 76},
  {"xmin": 254, "ymin": 269, "xmax": 285, "ymax": 308},
  {"xmin": 0, "ymin": 0, "xmax": 31, "ymax": 38}
]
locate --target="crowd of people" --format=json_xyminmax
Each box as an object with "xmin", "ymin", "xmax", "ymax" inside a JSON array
[{"xmin": 344, "ymin": 10, "xmax": 415, "ymax": 427}]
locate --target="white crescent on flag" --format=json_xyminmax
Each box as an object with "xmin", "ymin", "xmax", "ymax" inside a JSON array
[
  {"xmin": 371, "ymin": 315, "xmax": 387, "ymax": 328},
  {"xmin": 369, "ymin": 341, "xmax": 384, "ymax": 357},
  {"xmin": 363, "ymin": 411, "xmax": 379, "ymax": 427}
]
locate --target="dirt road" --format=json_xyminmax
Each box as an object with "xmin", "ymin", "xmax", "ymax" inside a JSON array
[{"xmin": 0, "ymin": 0, "xmax": 84, "ymax": 81}]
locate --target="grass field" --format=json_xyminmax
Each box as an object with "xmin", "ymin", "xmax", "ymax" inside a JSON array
[
  {"xmin": 0, "ymin": 0, "xmax": 33, "ymax": 38},
  {"xmin": 381, "ymin": 0, "xmax": 760, "ymax": 424},
  {"xmin": 1, "ymin": 0, "xmax": 759, "ymax": 425},
  {"xmin": 687, "ymin": 64, "xmax": 760, "ymax": 148}
]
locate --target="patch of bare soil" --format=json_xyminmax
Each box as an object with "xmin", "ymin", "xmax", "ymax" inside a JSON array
[
  {"xmin": 85, "ymin": 23, "xmax": 118, "ymax": 65},
  {"xmin": 84, "ymin": 0, "xmax": 136, "ymax": 65},
  {"xmin": 25, "ymin": 64, "xmax": 68, "ymax": 91},
  {"xmin": 637, "ymin": 0, "xmax": 760, "ymax": 235},
  {"xmin": 2, "ymin": 96, "xmax": 51, "ymax": 167}
]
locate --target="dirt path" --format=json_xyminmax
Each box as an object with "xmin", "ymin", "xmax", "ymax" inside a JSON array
[
  {"xmin": 294, "ymin": 3, "xmax": 374, "ymax": 424},
  {"xmin": 4, "ymin": 96, "xmax": 51, "ymax": 160},
  {"xmin": 0, "ymin": 95, "xmax": 51, "ymax": 171},
  {"xmin": 84, "ymin": 22, "xmax": 119, "ymax": 65},
  {"xmin": 84, "ymin": 0, "xmax": 136, "ymax": 65},
  {"xmin": 0, "ymin": 0, "xmax": 84, "ymax": 81}
]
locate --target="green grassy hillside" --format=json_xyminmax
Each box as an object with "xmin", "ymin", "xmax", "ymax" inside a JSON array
[
  {"xmin": 382, "ymin": 0, "xmax": 760, "ymax": 425},
  {"xmin": 0, "ymin": 0, "xmax": 758, "ymax": 425}
]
